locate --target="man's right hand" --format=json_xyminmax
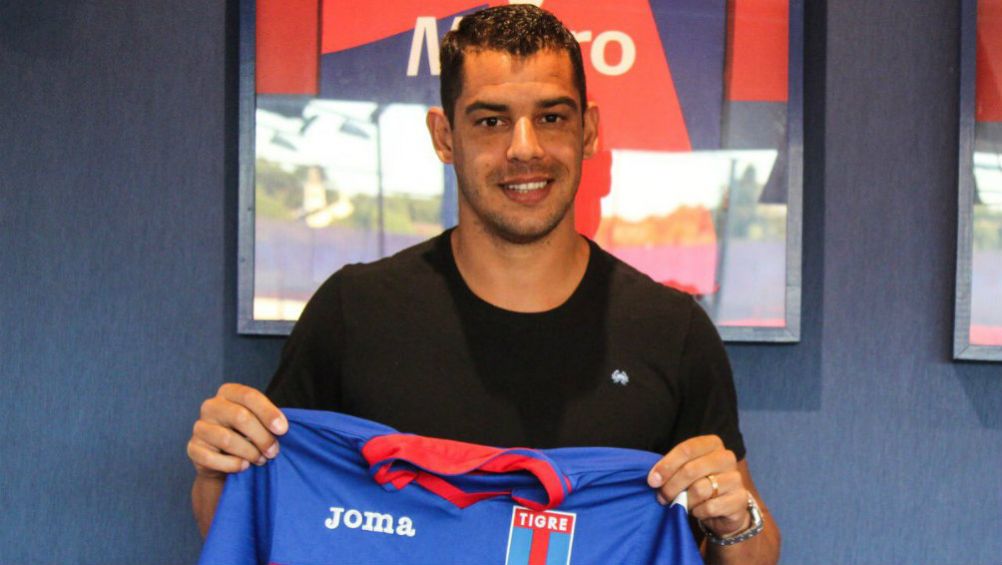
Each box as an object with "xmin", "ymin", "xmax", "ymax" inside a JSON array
[{"xmin": 187, "ymin": 383, "xmax": 288, "ymax": 478}]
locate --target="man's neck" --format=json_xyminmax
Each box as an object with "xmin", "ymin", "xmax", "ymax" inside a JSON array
[{"xmin": 450, "ymin": 223, "xmax": 590, "ymax": 313}]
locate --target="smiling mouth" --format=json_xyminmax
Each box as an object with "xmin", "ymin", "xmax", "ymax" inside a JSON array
[{"xmin": 501, "ymin": 180, "xmax": 549, "ymax": 193}]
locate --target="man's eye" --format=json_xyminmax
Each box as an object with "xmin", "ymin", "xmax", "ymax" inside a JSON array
[
  {"xmin": 541, "ymin": 114, "xmax": 563, "ymax": 124},
  {"xmin": 478, "ymin": 117, "xmax": 502, "ymax": 128}
]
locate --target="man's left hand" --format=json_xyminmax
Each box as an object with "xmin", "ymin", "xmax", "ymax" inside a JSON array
[{"xmin": 647, "ymin": 435, "xmax": 750, "ymax": 538}]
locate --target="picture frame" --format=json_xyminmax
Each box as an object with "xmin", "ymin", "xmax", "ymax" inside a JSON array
[
  {"xmin": 955, "ymin": 0, "xmax": 1002, "ymax": 361},
  {"xmin": 237, "ymin": 0, "xmax": 804, "ymax": 343}
]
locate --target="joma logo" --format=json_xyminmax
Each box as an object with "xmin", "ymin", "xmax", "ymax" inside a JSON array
[{"xmin": 324, "ymin": 506, "xmax": 417, "ymax": 537}]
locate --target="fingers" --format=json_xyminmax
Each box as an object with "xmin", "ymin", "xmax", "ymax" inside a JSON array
[
  {"xmin": 202, "ymin": 399, "xmax": 277, "ymax": 459},
  {"xmin": 647, "ymin": 435, "xmax": 723, "ymax": 488},
  {"xmin": 647, "ymin": 435, "xmax": 753, "ymax": 537},
  {"xmin": 692, "ymin": 490, "xmax": 752, "ymax": 538},
  {"xmin": 193, "ymin": 420, "xmax": 269, "ymax": 467},
  {"xmin": 653, "ymin": 468, "xmax": 742, "ymax": 507},
  {"xmin": 648, "ymin": 436, "xmax": 736, "ymax": 501},
  {"xmin": 188, "ymin": 383, "xmax": 286, "ymax": 478},
  {"xmin": 187, "ymin": 437, "xmax": 250, "ymax": 477},
  {"xmin": 686, "ymin": 471, "xmax": 742, "ymax": 510},
  {"xmin": 217, "ymin": 383, "xmax": 288, "ymax": 436}
]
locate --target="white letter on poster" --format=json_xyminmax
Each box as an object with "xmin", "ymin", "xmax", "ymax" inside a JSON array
[
  {"xmin": 591, "ymin": 30, "xmax": 636, "ymax": 76},
  {"xmin": 408, "ymin": 17, "xmax": 441, "ymax": 77}
]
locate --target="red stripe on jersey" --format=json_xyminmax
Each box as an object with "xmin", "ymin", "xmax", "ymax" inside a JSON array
[{"xmin": 528, "ymin": 528, "xmax": 551, "ymax": 565}]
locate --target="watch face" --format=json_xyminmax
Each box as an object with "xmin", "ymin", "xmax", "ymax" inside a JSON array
[{"xmin": 747, "ymin": 496, "xmax": 763, "ymax": 527}]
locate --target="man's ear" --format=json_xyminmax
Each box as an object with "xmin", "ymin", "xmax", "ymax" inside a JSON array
[
  {"xmin": 426, "ymin": 107, "xmax": 454, "ymax": 164},
  {"xmin": 582, "ymin": 102, "xmax": 600, "ymax": 159}
]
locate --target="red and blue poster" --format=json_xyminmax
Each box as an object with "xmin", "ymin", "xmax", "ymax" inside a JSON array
[{"xmin": 242, "ymin": 0, "xmax": 801, "ymax": 341}]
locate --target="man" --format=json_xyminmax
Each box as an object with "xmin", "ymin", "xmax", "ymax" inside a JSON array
[{"xmin": 188, "ymin": 6, "xmax": 780, "ymax": 563}]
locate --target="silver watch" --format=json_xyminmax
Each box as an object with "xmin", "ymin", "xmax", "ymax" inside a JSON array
[{"xmin": 699, "ymin": 494, "xmax": 764, "ymax": 546}]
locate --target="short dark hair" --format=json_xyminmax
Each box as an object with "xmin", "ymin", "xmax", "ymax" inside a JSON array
[{"xmin": 439, "ymin": 4, "xmax": 587, "ymax": 124}]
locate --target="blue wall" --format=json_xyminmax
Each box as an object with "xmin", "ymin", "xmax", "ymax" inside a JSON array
[{"xmin": 1, "ymin": 1, "xmax": 999, "ymax": 563}]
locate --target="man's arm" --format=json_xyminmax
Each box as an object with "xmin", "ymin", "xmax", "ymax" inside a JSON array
[
  {"xmin": 186, "ymin": 383, "xmax": 288, "ymax": 537},
  {"xmin": 649, "ymin": 435, "xmax": 781, "ymax": 565}
]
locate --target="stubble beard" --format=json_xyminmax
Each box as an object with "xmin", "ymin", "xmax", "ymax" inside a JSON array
[{"xmin": 457, "ymin": 173, "xmax": 578, "ymax": 245}]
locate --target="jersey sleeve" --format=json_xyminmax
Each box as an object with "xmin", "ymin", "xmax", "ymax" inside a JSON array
[
  {"xmin": 265, "ymin": 270, "xmax": 346, "ymax": 409},
  {"xmin": 669, "ymin": 298, "xmax": 746, "ymax": 460}
]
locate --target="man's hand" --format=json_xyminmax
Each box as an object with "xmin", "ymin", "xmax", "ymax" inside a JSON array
[
  {"xmin": 187, "ymin": 384, "xmax": 288, "ymax": 536},
  {"xmin": 188, "ymin": 383, "xmax": 288, "ymax": 477},
  {"xmin": 647, "ymin": 436, "xmax": 780, "ymax": 565},
  {"xmin": 647, "ymin": 435, "xmax": 748, "ymax": 537}
]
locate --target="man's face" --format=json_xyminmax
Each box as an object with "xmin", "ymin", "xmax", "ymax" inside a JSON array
[{"xmin": 428, "ymin": 49, "xmax": 599, "ymax": 244}]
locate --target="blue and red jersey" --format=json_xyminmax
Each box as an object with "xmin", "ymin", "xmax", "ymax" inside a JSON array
[{"xmin": 199, "ymin": 409, "xmax": 704, "ymax": 565}]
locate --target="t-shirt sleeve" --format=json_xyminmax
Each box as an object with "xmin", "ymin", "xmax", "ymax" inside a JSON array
[
  {"xmin": 669, "ymin": 298, "xmax": 746, "ymax": 460},
  {"xmin": 265, "ymin": 271, "xmax": 345, "ymax": 409}
]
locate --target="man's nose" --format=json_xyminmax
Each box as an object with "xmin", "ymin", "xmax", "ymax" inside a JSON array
[{"xmin": 507, "ymin": 117, "xmax": 545, "ymax": 162}]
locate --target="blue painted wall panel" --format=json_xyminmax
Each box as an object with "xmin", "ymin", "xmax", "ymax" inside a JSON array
[{"xmin": 0, "ymin": 0, "xmax": 999, "ymax": 563}]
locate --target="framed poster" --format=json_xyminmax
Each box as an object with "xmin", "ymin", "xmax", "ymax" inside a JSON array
[
  {"xmin": 956, "ymin": 0, "xmax": 1002, "ymax": 361},
  {"xmin": 238, "ymin": 0, "xmax": 804, "ymax": 342}
]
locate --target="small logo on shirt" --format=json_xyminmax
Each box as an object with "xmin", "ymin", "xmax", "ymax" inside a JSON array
[
  {"xmin": 611, "ymin": 369, "xmax": 629, "ymax": 386},
  {"xmin": 325, "ymin": 506, "xmax": 417, "ymax": 537},
  {"xmin": 505, "ymin": 506, "xmax": 577, "ymax": 565}
]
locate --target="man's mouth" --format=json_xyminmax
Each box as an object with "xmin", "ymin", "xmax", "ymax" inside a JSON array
[
  {"xmin": 501, "ymin": 180, "xmax": 549, "ymax": 193},
  {"xmin": 499, "ymin": 178, "xmax": 552, "ymax": 204}
]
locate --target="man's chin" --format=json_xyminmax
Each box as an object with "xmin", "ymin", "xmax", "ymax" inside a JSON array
[{"xmin": 483, "ymin": 216, "xmax": 568, "ymax": 245}]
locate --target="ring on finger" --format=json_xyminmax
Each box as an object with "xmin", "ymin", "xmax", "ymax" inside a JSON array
[{"xmin": 705, "ymin": 474, "xmax": 719, "ymax": 499}]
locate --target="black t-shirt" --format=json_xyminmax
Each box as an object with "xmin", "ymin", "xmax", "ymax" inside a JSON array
[{"xmin": 267, "ymin": 230, "xmax": 744, "ymax": 458}]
